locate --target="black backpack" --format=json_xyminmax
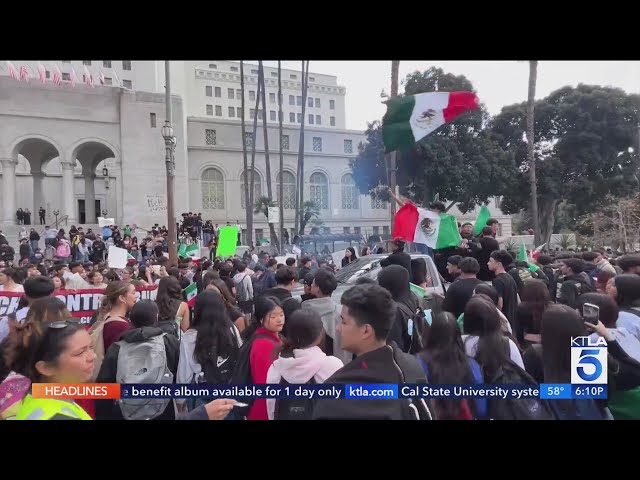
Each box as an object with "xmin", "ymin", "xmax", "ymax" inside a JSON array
[
  {"xmin": 201, "ymin": 337, "xmax": 240, "ymax": 385},
  {"xmin": 229, "ymin": 333, "xmax": 275, "ymax": 417},
  {"xmin": 486, "ymin": 359, "xmax": 554, "ymax": 420},
  {"xmin": 398, "ymin": 304, "xmax": 427, "ymax": 355},
  {"xmin": 274, "ymin": 377, "xmax": 316, "ymax": 420}
]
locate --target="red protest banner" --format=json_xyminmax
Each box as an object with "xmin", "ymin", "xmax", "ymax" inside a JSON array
[{"xmin": 0, "ymin": 285, "xmax": 158, "ymax": 325}]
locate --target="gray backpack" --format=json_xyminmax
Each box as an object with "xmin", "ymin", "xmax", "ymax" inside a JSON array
[
  {"xmin": 234, "ymin": 275, "xmax": 250, "ymax": 302},
  {"xmin": 115, "ymin": 334, "xmax": 174, "ymax": 420}
]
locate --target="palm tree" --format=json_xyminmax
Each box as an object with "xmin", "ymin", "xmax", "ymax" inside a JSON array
[
  {"xmin": 277, "ymin": 60, "xmax": 284, "ymax": 250},
  {"xmin": 254, "ymin": 196, "xmax": 279, "ymax": 248},
  {"xmin": 258, "ymin": 61, "xmax": 279, "ymax": 251},
  {"xmin": 299, "ymin": 200, "xmax": 320, "ymax": 235},
  {"xmin": 527, "ymin": 60, "xmax": 540, "ymax": 246},
  {"xmin": 295, "ymin": 60, "xmax": 310, "ymax": 233},
  {"xmin": 240, "ymin": 61, "xmax": 252, "ymax": 247},
  {"xmin": 248, "ymin": 65, "xmax": 262, "ymax": 246}
]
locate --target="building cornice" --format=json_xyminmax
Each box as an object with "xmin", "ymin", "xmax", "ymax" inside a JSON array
[
  {"xmin": 194, "ymin": 69, "xmax": 346, "ymax": 96},
  {"xmin": 187, "ymin": 145, "xmax": 357, "ymax": 159}
]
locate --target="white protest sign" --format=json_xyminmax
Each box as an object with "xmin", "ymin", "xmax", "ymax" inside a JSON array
[
  {"xmin": 292, "ymin": 245, "xmax": 301, "ymax": 256},
  {"xmin": 98, "ymin": 217, "xmax": 116, "ymax": 227},
  {"xmin": 108, "ymin": 246, "xmax": 129, "ymax": 269},
  {"xmin": 275, "ymin": 254, "xmax": 297, "ymax": 265},
  {"xmin": 332, "ymin": 249, "xmax": 346, "ymax": 269},
  {"xmin": 268, "ymin": 207, "xmax": 280, "ymax": 224}
]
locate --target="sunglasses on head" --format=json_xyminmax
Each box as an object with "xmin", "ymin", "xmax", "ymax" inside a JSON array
[{"xmin": 48, "ymin": 319, "xmax": 81, "ymax": 329}]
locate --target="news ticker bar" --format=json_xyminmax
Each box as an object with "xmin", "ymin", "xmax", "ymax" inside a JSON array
[{"xmin": 31, "ymin": 383, "xmax": 608, "ymax": 400}]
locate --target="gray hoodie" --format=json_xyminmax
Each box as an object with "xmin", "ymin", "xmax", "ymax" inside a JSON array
[{"xmin": 302, "ymin": 297, "xmax": 352, "ymax": 364}]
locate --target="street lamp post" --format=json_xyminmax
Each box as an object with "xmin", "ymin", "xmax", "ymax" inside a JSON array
[
  {"xmin": 102, "ymin": 209, "xmax": 108, "ymax": 217},
  {"xmin": 53, "ymin": 209, "xmax": 59, "ymax": 226},
  {"xmin": 162, "ymin": 61, "xmax": 178, "ymax": 267}
]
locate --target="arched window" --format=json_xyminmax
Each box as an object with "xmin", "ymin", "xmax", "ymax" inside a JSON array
[
  {"xmin": 277, "ymin": 171, "xmax": 296, "ymax": 210},
  {"xmin": 310, "ymin": 172, "xmax": 329, "ymax": 210},
  {"xmin": 201, "ymin": 168, "xmax": 225, "ymax": 209},
  {"xmin": 341, "ymin": 173, "xmax": 359, "ymax": 210},
  {"xmin": 240, "ymin": 169, "xmax": 262, "ymax": 209}
]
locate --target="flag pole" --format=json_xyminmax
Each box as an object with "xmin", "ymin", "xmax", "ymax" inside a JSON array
[{"xmin": 388, "ymin": 60, "xmax": 400, "ymax": 235}]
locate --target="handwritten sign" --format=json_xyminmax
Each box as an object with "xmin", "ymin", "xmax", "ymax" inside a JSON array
[{"xmin": 145, "ymin": 194, "xmax": 167, "ymax": 213}]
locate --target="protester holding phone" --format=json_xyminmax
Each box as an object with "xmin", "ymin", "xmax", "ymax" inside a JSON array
[{"xmin": 578, "ymin": 294, "xmax": 640, "ymax": 362}]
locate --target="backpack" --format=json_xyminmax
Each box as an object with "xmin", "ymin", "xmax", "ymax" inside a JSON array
[
  {"xmin": 115, "ymin": 334, "xmax": 174, "ymax": 420},
  {"xmin": 229, "ymin": 333, "xmax": 276, "ymax": 417},
  {"xmin": 548, "ymin": 399, "xmax": 606, "ymax": 420},
  {"xmin": 274, "ymin": 377, "xmax": 316, "ymax": 420},
  {"xmin": 88, "ymin": 315, "xmax": 128, "ymax": 382},
  {"xmin": 157, "ymin": 320, "xmax": 181, "ymax": 340},
  {"xmin": 252, "ymin": 274, "xmax": 267, "ymax": 297},
  {"xmin": 398, "ymin": 304, "xmax": 427, "ymax": 355},
  {"xmin": 235, "ymin": 275, "xmax": 250, "ymax": 302},
  {"xmin": 486, "ymin": 358, "xmax": 554, "ymax": 420}
]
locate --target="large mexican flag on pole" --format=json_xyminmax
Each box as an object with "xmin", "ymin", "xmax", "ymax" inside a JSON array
[
  {"xmin": 393, "ymin": 202, "xmax": 461, "ymax": 250},
  {"xmin": 382, "ymin": 91, "xmax": 479, "ymax": 152}
]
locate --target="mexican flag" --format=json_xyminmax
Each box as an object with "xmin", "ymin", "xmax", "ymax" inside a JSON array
[
  {"xmin": 474, "ymin": 205, "xmax": 491, "ymax": 236},
  {"xmin": 127, "ymin": 252, "xmax": 137, "ymax": 264},
  {"xmin": 517, "ymin": 240, "xmax": 540, "ymax": 272},
  {"xmin": 393, "ymin": 202, "xmax": 461, "ymax": 250},
  {"xmin": 382, "ymin": 91, "xmax": 479, "ymax": 152},
  {"xmin": 178, "ymin": 243, "xmax": 199, "ymax": 259},
  {"xmin": 184, "ymin": 282, "xmax": 198, "ymax": 307}
]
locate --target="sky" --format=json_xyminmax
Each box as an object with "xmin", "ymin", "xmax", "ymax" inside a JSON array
[{"xmin": 262, "ymin": 61, "xmax": 640, "ymax": 131}]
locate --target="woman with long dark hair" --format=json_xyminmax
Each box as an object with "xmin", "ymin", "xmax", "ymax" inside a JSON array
[
  {"xmin": 515, "ymin": 279, "xmax": 551, "ymax": 345},
  {"xmin": 207, "ymin": 277, "xmax": 246, "ymax": 332},
  {"xmin": 156, "ymin": 276, "xmax": 190, "ymax": 337},
  {"xmin": 416, "ymin": 312, "xmax": 486, "ymax": 420},
  {"xmin": 244, "ymin": 296, "xmax": 285, "ymax": 420},
  {"xmin": 341, "ymin": 247, "xmax": 356, "ymax": 268},
  {"xmin": 462, "ymin": 296, "xmax": 524, "ymax": 375},
  {"xmin": 177, "ymin": 291, "xmax": 242, "ymax": 412},
  {"xmin": 266, "ymin": 309, "xmax": 343, "ymax": 420}
]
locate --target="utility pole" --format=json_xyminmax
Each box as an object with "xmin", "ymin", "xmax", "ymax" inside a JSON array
[
  {"xmin": 161, "ymin": 60, "xmax": 178, "ymax": 266},
  {"xmin": 389, "ymin": 61, "xmax": 400, "ymax": 233}
]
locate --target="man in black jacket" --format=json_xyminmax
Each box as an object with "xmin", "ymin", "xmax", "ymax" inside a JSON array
[
  {"xmin": 262, "ymin": 266, "xmax": 301, "ymax": 336},
  {"xmin": 558, "ymin": 258, "xmax": 594, "ymax": 309},
  {"xmin": 312, "ymin": 284, "xmax": 431, "ymax": 420},
  {"xmin": 379, "ymin": 238, "xmax": 412, "ymax": 278},
  {"xmin": 477, "ymin": 227, "xmax": 500, "ymax": 281}
]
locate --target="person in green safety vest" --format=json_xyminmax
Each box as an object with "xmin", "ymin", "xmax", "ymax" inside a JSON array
[{"xmin": 14, "ymin": 320, "xmax": 96, "ymax": 420}]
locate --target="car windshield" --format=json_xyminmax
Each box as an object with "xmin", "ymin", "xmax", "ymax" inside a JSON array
[{"xmin": 334, "ymin": 257, "xmax": 381, "ymax": 284}]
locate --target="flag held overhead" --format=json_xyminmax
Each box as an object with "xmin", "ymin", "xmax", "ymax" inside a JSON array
[{"xmin": 382, "ymin": 91, "xmax": 479, "ymax": 153}]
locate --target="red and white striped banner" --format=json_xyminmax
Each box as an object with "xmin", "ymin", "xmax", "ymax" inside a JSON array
[
  {"xmin": 52, "ymin": 64, "xmax": 62, "ymax": 85},
  {"xmin": 19, "ymin": 65, "xmax": 29, "ymax": 82},
  {"xmin": 37, "ymin": 62, "xmax": 47, "ymax": 83},
  {"xmin": 6, "ymin": 61, "xmax": 19, "ymax": 80}
]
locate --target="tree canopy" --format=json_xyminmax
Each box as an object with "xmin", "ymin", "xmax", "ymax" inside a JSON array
[{"xmin": 492, "ymin": 84, "xmax": 640, "ymax": 245}]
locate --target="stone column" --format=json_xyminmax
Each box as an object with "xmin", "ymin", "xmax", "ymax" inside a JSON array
[
  {"xmin": 84, "ymin": 174, "xmax": 96, "ymax": 224},
  {"xmin": 1, "ymin": 159, "xmax": 17, "ymax": 225},
  {"xmin": 116, "ymin": 162, "xmax": 124, "ymax": 224},
  {"xmin": 32, "ymin": 171, "xmax": 45, "ymax": 220},
  {"xmin": 61, "ymin": 162, "xmax": 77, "ymax": 225}
]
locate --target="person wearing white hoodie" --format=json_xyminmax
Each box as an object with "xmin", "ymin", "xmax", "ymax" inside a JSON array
[
  {"xmin": 302, "ymin": 268, "xmax": 352, "ymax": 364},
  {"xmin": 266, "ymin": 309, "xmax": 343, "ymax": 420}
]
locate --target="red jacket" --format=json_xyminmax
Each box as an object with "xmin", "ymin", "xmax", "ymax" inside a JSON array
[{"xmin": 247, "ymin": 327, "xmax": 281, "ymax": 420}]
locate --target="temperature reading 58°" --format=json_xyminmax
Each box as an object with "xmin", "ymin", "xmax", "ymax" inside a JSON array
[{"xmin": 548, "ymin": 386, "xmax": 565, "ymax": 396}]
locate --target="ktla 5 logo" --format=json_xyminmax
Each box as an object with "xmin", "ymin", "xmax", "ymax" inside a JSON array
[{"xmin": 571, "ymin": 336, "xmax": 608, "ymax": 384}]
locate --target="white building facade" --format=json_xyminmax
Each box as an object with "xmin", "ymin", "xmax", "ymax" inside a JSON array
[{"xmin": 0, "ymin": 60, "xmax": 511, "ymax": 241}]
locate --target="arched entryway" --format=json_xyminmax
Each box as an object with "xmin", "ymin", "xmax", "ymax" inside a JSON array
[
  {"xmin": 72, "ymin": 141, "xmax": 117, "ymax": 224},
  {"xmin": 5, "ymin": 137, "xmax": 61, "ymax": 225}
]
